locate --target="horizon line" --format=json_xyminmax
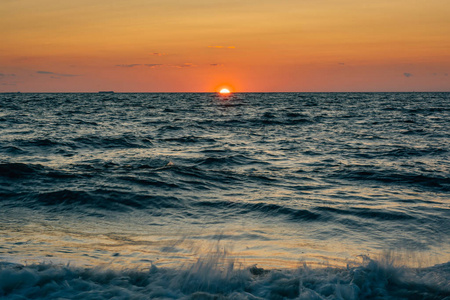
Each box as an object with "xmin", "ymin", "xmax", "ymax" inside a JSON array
[{"xmin": 1, "ymin": 91, "xmax": 450, "ymax": 94}]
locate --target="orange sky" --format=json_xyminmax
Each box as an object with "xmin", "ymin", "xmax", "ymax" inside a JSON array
[{"xmin": 1, "ymin": 0, "xmax": 449, "ymax": 92}]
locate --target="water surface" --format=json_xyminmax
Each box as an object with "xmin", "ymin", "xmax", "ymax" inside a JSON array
[{"xmin": 1, "ymin": 92, "xmax": 449, "ymax": 298}]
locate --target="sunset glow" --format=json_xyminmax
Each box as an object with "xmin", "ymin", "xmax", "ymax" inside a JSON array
[
  {"xmin": 1, "ymin": 1, "xmax": 450, "ymax": 296},
  {"xmin": 1, "ymin": 0, "xmax": 449, "ymax": 92}
]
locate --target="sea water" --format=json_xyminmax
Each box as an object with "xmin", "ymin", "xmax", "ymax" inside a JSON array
[{"xmin": 0, "ymin": 92, "xmax": 449, "ymax": 298}]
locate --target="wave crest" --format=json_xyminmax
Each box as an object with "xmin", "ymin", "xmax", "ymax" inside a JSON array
[{"xmin": 1, "ymin": 254, "xmax": 448, "ymax": 299}]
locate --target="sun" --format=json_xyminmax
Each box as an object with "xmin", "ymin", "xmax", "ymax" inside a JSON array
[{"xmin": 219, "ymin": 88, "xmax": 231, "ymax": 94}]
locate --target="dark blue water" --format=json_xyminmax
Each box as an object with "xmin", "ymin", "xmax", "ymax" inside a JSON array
[{"xmin": 1, "ymin": 92, "xmax": 449, "ymax": 298}]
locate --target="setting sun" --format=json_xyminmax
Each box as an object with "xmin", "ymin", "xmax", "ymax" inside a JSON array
[{"xmin": 219, "ymin": 88, "xmax": 231, "ymax": 94}]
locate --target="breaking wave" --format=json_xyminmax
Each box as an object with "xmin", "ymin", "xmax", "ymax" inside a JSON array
[{"xmin": 1, "ymin": 253, "xmax": 449, "ymax": 299}]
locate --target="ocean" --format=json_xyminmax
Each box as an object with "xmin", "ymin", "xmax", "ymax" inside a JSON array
[{"xmin": 0, "ymin": 92, "xmax": 449, "ymax": 299}]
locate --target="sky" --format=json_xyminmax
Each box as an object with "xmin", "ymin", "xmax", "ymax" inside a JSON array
[{"xmin": 1, "ymin": 0, "xmax": 449, "ymax": 92}]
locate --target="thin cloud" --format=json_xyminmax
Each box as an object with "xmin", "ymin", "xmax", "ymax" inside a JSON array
[
  {"xmin": 171, "ymin": 63, "xmax": 196, "ymax": 68},
  {"xmin": 144, "ymin": 64, "xmax": 163, "ymax": 68},
  {"xmin": 115, "ymin": 63, "xmax": 194, "ymax": 69},
  {"xmin": 0, "ymin": 73, "xmax": 16, "ymax": 77},
  {"xmin": 37, "ymin": 71, "xmax": 79, "ymax": 77},
  {"xmin": 403, "ymin": 72, "xmax": 413, "ymax": 78},
  {"xmin": 208, "ymin": 46, "xmax": 235, "ymax": 49},
  {"xmin": 115, "ymin": 64, "xmax": 162, "ymax": 68},
  {"xmin": 115, "ymin": 64, "xmax": 141, "ymax": 68},
  {"xmin": 432, "ymin": 72, "xmax": 449, "ymax": 77},
  {"xmin": 210, "ymin": 64, "xmax": 224, "ymax": 67},
  {"xmin": 150, "ymin": 53, "xmax": 166, "ymax": 56}
]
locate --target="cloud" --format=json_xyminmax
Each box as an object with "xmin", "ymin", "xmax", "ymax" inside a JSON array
[
  {"xmin": 0, "ymin": 73, "xmax": 16, "ymax": 77},
  {"xmin": 115, "ymin": 63, "xmax": 195, "ymax": 69},
  {"xmin": 432, "ymin": 72, "xmax": 449, "ymax": 77},
  {"xmin": 210, "ymin": 64, "xmax": 223, "ymax": 67},
  {"xmin": 150, "ymin": 53, "xmax": 166, "ymax": 56},
  {"xmin": 115, "ymin": 64, "xmax": 162, "ymax": 68},
  {"xmin": 144, "ymin": 64, "xmax": 163, "ymax": 68},
  {"xmin": 403, "ymin": 72, "xmax": 413, "ymax": 78},
  {"xmin": 37, "ymin": 71, "xmax": 79, "ymax": 77},
  {"xmin": 172, "ymin": 63, "xmax": 195, "ymax": 68},
  {"xmin": 115, "ymin": 64, "xmax": 141, "ymax": 68},
  {"xmin": 208, "ymin": 46, "xmax": 235, "ymax": 49}
]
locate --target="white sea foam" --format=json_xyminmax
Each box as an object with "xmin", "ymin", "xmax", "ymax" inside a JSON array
[{"xmin": 1, "ymin": 251, "xmax": 449, "ymax": 299}]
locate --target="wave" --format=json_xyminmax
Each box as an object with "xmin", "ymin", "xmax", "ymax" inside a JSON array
[
  {"xmin": 194, "ymin": 154, "xmax": 263, "ymax": 167},
  {"xmin": 0, "ymin": 255, "xmax": 448, "ymax": 299},
  {"xmin": 381, "ymin": 146, "xmax": 447, "ymax": 157},
  {"xmin": 0, "ymin": 145, "xmax": 27, "ymax": 155},
  {"xmin": 12, "ymin": 135, "xmax": 154, "ymax": 150},
  {"xmin": 334, "ymin": 165, "xmax": 450, "ymax": 191},
  {"xmin": 0, "ymin": 163, "xmax": 45, "ymax": 179},
  {"xmin": 196, "ymin": 200, "xmax": 323, "ymax": 222},
  {"xmin": 17, "ymin": 138, "xmax": 61, "ymax": 147},
  {"xmin": 72, "ymin": 135, "xmax": 150, "ymax": 149},
  {"xmin": 24, "ymin": 189, "xmax": 184, "ymax": 212},
  {"xmin": 0, "ymin": 163, "xmax": 76, "ymax": 180},
  {"xmin": 316, "ymin": 206, "xmax": 415, "ymax": 221},
  {"xmin": 161, "ymin": 136, "xmax": 217, "ymax": 144}
]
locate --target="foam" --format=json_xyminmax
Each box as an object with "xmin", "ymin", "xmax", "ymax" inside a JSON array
[{"xmin": 1, "ymin": 253, "xmax": 448, "ymax": 299}]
